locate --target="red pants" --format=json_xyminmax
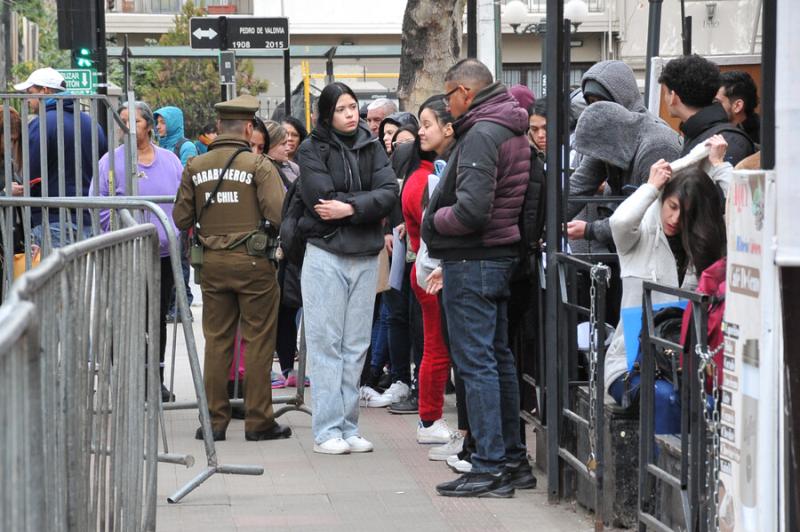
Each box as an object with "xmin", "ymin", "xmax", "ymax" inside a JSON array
[{"xmin": 411, "ymin": 263, "xmax": 451, "ymax": 422}]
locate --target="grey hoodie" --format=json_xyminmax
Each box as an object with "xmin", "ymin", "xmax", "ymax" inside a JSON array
[
  {"xmin": 567, "ymin": 61, "xmax": 681, "ymax": 245},
  {"xmin": 574, "ymin": 102, "xmax": 682, "ymax": 192}
]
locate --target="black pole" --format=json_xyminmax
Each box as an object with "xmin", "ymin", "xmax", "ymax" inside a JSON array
[
  {"xmin": 95, "ymin": 0, "xmax": 108, "ymax": 134},
  {"xmin": 324, "ymin": 46, "xmax": 337, "ymax": 86},
  {"xmin": 219, "ymin": 17, "xmax": 228, "ymax": 102},
  {"xmin": 467, "ymin": 0, "xmax": 477, "ymax": 58},
  {"xmin": 644, "ymin": 0, "xmax": 663, "ymax": 109},
  {"xmin": 683, "ymin": 16, "xmax": 692, "ymax": 55},
  {"xmin": 544, "ymin": 0, "xmax": 565, "ymax": 504},
  {"xmin": 761, "ymin": 0, "xmax": 776, "ymax": 169},
  {"xmin": 283, "ymin": 48, "xmax": 292, "ymax": 118},
  {"xmin": 122, "ymin": 34, "xmax": 130, "ymax": 96}
]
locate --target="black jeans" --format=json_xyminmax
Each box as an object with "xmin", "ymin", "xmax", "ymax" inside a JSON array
[
  {"xmin": 159, "ymin": 257, "xmax": 176, "ymax": 383},
  {"xmin": 276, "ymin": 304, "xmax": 299, "ymax": 375},
  {"xmin": 383, "ymin": 261, "xmax": 423, "ymax": 385}
]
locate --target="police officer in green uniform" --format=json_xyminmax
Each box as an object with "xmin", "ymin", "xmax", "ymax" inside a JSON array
[{"xmin": 173, "ymin": 95, "xmax": 290, "ymax": 441}]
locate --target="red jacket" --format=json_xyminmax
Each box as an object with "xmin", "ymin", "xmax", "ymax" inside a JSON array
[
  {"xmin": 681, "ymin": 257, "xmax": 726, "ymax": 390},
  {"xmin": 401, "ymin": 160, "xmax": 434, "ymax": 254}
]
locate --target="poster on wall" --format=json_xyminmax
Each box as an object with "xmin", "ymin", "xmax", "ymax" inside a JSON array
[{"xmin": 718, "ymin": 171, "xmax": 765, "ymax": 532}]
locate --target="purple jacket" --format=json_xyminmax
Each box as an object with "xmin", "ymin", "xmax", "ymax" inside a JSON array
[
  {"xmin": 422, "ymin": 83, "xmax": 530, "ymax": 260},
  {"xmin": 94, "ymin": 144, "xmax": 182, "ymax": 257}
]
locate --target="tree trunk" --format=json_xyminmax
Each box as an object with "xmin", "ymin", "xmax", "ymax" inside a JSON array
[{"xmin": 398, "ymin": 0, "xmax": 466, "ymax": 113}]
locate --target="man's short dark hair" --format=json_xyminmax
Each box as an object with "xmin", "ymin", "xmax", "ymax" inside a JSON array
[
  {"xmin": 445, "ymin": 59, "xmax": 494, "ymax": 90},
  {"xmin": 658, "ymin": 54, "xmax": 721, "ymax": 109},
  {"xmin": 720, "ymin": 71, "xmax": 759, "ymax": 115}
]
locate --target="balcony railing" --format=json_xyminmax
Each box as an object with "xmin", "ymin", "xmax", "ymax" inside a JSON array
[
  {"xmin": 114, "ymin": 0, "xmax": 253, "ymax": 15},
  {"xmin": 500, "ymin": 0, "xmax": 605, "ymax": 14}
]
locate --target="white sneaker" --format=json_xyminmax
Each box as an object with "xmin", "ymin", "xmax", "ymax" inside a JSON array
[
  {"xmin": 359, "ymin": 386, "xmax": 386, "ymax": 408},
  {"xmin": 446, "ymin": 454, "xmax": 473, "ymax": 473},
  {"xmin": 428, "ymin": 431, "xmax": 464, "ymax": 460},
  {"xmin": 365, "ymin": 381, "xmax": 410, "ymax": 408},
  {"xmin": 313, "ymin": 437, "xmax": 351, "ymax": 455},
  {"xmin": 417, "ymin": 418, "xmax": 453, "ymax": 444},
  {"xmin": 345, "ymin": 435, "xmax": 374, "ymax": 453}
]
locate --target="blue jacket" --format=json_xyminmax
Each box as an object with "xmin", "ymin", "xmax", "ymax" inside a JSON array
[
  {"xmin": 28, "ymin": 98, "xmax": 108, "ymax": 227},
  {"xmin": 154, "ymin": 106, "xmax": 198, "ymax": 167}
]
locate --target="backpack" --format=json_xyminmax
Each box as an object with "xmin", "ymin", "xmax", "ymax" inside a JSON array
[
  {"xmin": 278, "ymin": 142, "xmax": 330, "ymax": 265},
  {"xmin": 173, "ymin": 137, "xmax": 191, "ymax": 158},
  {"xmin": 640, "ymin": 306, "xmax": 686, "ymax": 384}
]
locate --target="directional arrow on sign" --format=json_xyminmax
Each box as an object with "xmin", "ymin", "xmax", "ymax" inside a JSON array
[{"xmin": 193, "ymin": 28, "xmax": 218, "ymax": 40}]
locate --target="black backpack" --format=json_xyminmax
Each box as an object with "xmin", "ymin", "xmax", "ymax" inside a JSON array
[{"xmin": 173, "ymin": 137, "xmax": 191, "ymax": 158}]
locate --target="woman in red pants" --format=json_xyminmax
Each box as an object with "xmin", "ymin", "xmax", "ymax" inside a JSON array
[{"xmin": 402, "ymin": 95, "xmax": 458, "ymax": 445}]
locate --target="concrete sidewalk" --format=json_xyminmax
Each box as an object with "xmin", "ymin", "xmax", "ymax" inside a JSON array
[{"xmin": 156, "ymin": 298, "xmax": 599, "ymax": 531}]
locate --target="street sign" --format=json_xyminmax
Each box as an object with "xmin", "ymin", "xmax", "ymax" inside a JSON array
[
  {"xmin": 219, "ymin": 51, "xmax": 236, "ymax": 84},
  {"xmin": 190, "ymin": 17, "xmax": 289, "ymax": 50},
  {"xmin": 190, "ymin": 18, "xmax": 221, "ymax": 49},
  {"xmin": 57, "ymin": 69, "xmax": 95, "ymax": 95}
]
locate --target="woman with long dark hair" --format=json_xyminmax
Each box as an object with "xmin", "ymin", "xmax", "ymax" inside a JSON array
[
  {"xmin": 401, "ymin": 95, "xmax": 458, "ymax": 446},
  {"xmin": 297, "ymin": 82, "xmax": 398, "ymax": 454},
  {"xmin": 604, "ymin": 160, "xmax": 726, "ymax": 432}
]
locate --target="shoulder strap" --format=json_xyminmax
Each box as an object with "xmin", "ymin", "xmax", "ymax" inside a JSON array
[
  {"xmin": 174, "ymin": 137, "xmax": 189, "ymax": 157},
  {"xmin": 195, "ymin": 146, "xmax": 251, "ymax": 230}
]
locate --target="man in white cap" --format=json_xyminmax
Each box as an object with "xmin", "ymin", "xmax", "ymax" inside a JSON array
[
  {"xmin": 14, "ymin": 67, "xmax": 107, "ymax": 247},
  {"xmin": 14, "ymin": 67, "xmax": 67, "ymax": 115}
]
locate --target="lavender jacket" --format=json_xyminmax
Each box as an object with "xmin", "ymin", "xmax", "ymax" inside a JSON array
[
  {"xmin": 422, "ymin": 83, "xmax": 530, "ymax": 260},
  {"xmin": 94, "ymin": 144, "xmax": 183, "ymax": 257}
]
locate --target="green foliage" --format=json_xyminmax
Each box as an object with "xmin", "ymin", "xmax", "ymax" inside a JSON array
[
  {"xmin": 109, "ymin": 0, "xmax": 268, "ymax": 138},
  {"xmin": 9, "ymin": 0, "xmax": 70, "ymax": 84}
]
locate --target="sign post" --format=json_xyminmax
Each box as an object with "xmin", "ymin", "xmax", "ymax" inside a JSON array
[{"xmin": 190, "ymin": 16, "xmax": 289, "ymax": 103}]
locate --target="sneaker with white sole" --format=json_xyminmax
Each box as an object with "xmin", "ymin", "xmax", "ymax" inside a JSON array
[
  {"xmin": 345, "ymin": 435, "xmax": 374, "ymax": 453},
  {"xmin": 428, "ymin": 431, "xmax": 465, "ymax": 461},
  {"xmin": 359, "ymin": 386, "xmax": 386, "ymax": 407},
  {"xmin": 367, "ymin": 381, "xmax": 410, "ymax": 408},
  {"xmin": 446, "ymin": 454, "xmax": 473, "ymax": 473},
  {"xmin": 417, "ymin": 418, "xmax": 454, "ymax": 444},
  {"xmin": 313, "ymin": 437, "xmax": 351, "ymax": 455}
]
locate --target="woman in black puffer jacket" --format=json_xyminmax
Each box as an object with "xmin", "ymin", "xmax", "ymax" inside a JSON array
[{"xmin": 296, "ymin": 82, "xmax": 398, "ymax": 455}]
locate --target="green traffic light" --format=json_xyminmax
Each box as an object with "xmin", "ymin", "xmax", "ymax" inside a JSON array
[{"xmin": 76, "ymin": 48, "xmax": 93, "ymax": 68}]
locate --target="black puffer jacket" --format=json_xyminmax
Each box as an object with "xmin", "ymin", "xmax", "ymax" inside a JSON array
[{"xmin": 296, "ymin": 121, "xmax": 398, "ymax": 256}]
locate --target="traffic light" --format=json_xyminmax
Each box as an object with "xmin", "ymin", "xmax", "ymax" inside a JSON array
[{"xmin": 72, "ymin": 47, "xmax": 95, "ymax": 69}]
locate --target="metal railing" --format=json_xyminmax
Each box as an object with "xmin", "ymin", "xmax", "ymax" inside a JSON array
[
  {"xmin": 500, "ymin": 0, "xmax": 606, "ymax": 14},
  {"xmin": 0, "ymin": 224, "xmax": 160, "ymax": 531},
  {"xmin": 638, "ymin": 281, "xmax": 718, "ymax": 532},
  {"xmin": 550, "ymin": 252, "xmax": 612, "ymax": 529}
]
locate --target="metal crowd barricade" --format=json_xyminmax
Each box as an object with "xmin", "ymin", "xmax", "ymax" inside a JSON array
[
  {"xmin": 550, "ymin": 252, "xmax": 612, "ymax": 529},
  {"xmin": 0, "ymin": 224, "xmax": 160, "ymax": 531},
  {"xmin": 0, "ymin": 197, "xmax": 265, "ymax": 506},
  {"xmin": 638, "ymin": 281, "xmax": 718, "ymax": 532}
]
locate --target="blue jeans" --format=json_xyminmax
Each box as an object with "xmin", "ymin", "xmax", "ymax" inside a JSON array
[
  {"xmin": 370, "ymin": 300, "xmax": 390, "ymax": 373},
  {"xmin": 441, "ymin": 257, "xmax": 526, "ymax": 474},
  {"xmin": 301, "ymin": 243, "xmax": 378, "ymax": 444},
  {"xmin": 32, "ymin": 222, "xmax": 92, "ymax": 248}
]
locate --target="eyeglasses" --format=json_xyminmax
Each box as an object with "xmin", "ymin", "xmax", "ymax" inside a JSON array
[{"xmin": 442, "ymin": 85, "xmax": 470, "ymax": 106}]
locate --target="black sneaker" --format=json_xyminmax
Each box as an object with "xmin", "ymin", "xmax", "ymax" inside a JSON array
[
  {"xmin": 389, "ymin": 391, "xmax": 418, "ymax": 414},
  {"xmin": 245, "ymin": 423, "xmax": 292, "ymax": 441},
  {"xmin": 195, "ymin": 426, "xmax": 226, "ymax": 441},
  {"xmin": 378, "ymin": 372, "xmax": 392, "ymax": 390},
  {"xmin": 436, "ymin": 472, "xmax": 514, "ymax": 498},
  {"xmin": 504, "ymin": 460, "xmax": 537, "ymax": 489}
]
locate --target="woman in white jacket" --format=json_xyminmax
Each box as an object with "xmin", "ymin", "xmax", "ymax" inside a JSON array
[{"xmin": 604, "ymin": 159, "xmax": 727, "ymax": 424}]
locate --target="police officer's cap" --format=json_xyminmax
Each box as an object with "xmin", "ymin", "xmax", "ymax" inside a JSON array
[{"xmin": 214, "ymin": 95, "xmax": 260, "ymax": 121}]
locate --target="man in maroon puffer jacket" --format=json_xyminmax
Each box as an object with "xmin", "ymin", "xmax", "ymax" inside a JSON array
[{"xmin": 422, "ymin": 58, "xmax": 534, "ymax": 498}]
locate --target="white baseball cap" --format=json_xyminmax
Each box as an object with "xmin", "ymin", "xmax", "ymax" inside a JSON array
[{"xmin": 13, "ymin": 67, "xmax": 66, "ymax": 92}]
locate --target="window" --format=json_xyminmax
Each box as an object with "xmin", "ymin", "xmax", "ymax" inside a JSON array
[{"xmin": 502, "ymin": 63, "xmax": 592, "ymax": 99}]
